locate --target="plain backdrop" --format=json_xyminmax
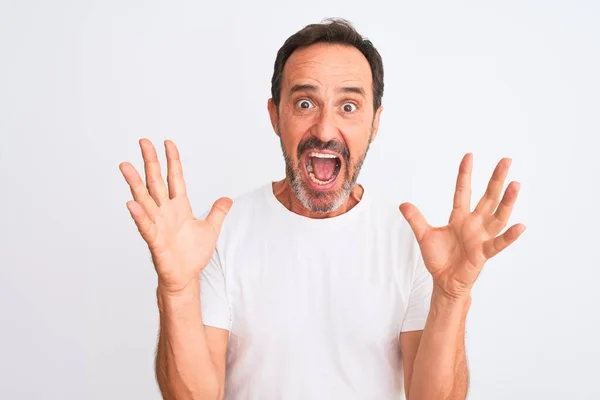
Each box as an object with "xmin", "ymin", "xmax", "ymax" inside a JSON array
[{"xmin": 1, "ymin": 0, "xmax": 598, "ymax": 399}]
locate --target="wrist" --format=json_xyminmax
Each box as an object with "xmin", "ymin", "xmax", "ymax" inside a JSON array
[
  {"xmin": 157, "ymin": 275, "xmax": 200, "ymax": 297},
  {"xmin": 431, "ymin": 287, "xmax": 472, "ymax": 316},
  {"xmin": 157, "ymin": 280, "xmax": 200, "ymax": 313}
]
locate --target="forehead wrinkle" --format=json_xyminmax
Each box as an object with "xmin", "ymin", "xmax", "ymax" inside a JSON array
[
  {"xmin": 282, "ymin": 44, "xmax": 373, "ymax": 99},
  {"xmin": 285, "ymin": 72, "xmax": 368, "ymax": 94},
  {"xmin": 290, "ymin": 60, "xmax": 365, "ymax": 79}
]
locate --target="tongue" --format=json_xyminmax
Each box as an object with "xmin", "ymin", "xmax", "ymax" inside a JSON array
[{"xmin": 311, "ymin": 157, "xmax": 336, "ymax": 181}]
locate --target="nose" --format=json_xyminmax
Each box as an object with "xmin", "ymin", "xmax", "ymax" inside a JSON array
[{"xmin": 312, "ymin": 106, "xmax": 339, "ymax": 143}]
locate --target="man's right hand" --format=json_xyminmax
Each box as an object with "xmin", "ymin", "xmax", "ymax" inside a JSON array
[{"xmin": 119, "ymin": 138, "xmax": 232, "ymax": 295}]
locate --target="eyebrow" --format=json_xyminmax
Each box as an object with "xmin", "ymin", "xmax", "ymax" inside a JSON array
[
  {"xmin": 289, "ymin": 84, "xmax": 318, "ymax": 94},
  {"xmin": 339, "ymin": 86, "xmax": 366, "ymax": 97},
  {"xmin": 288, "ymin": 84, "xmax": 366, "ymax": 98}
]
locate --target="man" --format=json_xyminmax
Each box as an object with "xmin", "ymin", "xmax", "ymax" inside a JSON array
[{"xmin": 119, "ymin": 19, "xmax": 524, "ymax": 400}]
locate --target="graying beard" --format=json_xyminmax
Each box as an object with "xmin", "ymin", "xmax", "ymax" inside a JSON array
[{"xmin": 280, "ymin": 139, "xmax": 370, "ymax": 214}]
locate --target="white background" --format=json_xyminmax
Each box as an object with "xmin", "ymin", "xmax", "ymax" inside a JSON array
[{"xmin": 1, "ymin": 0, "xmax": 598, "ymax": 399}]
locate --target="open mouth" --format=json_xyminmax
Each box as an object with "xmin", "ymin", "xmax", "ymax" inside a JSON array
[{"xmin": 303, "ymin": 151, "xmax": 342, "ymax": 188}]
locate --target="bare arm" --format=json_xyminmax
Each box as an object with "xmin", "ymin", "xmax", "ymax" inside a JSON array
[
  {"xmin": 155, "ymin": 284, "xmax": 229, "ymax": 400},
  {"xmin": 119, "ymin": 139, "xmax": 232, "ymax": 400},
  {"xmin": 399, "ymin": 330, "xmax": 421, "ymax": 399},
  {"xmin": 399, "ymin": 154, "xmax": 524, "ymax": 399},
  {"xmin": 402, "ymin": 290, "xmax": 470, "ymax": 400}
]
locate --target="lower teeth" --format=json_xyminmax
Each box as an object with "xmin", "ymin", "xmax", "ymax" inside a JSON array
[{"xmin": 309, "ymin": 172, "xmax": 335, "ymax": 185}]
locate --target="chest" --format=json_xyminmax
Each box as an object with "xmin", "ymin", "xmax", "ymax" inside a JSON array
[{"xmin": 222, "ymin": 233, "xmax": 411, "ymax": 350}]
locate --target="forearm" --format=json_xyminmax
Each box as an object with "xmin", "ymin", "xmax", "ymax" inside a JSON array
[
  {"xmin": 155, "ymin": 283, "xmax": 219, "ymax": 400},
  {"xmin": 408, "ymin": 289, "xmax": 470, "ymax": 400}
]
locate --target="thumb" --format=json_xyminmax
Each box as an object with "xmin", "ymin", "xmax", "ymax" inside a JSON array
[
  {"xmin": 399, "ymin": 202, "xmax": 429, "ymax": 243},
  {"xmin": 205, "ymin": 197, "xmax": 233, "ymax": 236}
]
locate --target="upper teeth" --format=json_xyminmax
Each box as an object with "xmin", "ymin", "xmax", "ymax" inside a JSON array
[{"xmin": 309, "ymin": 152, "xmax": 337, "ymax": 159}]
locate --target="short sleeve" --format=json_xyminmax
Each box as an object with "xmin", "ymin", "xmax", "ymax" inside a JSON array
[
  {"xmin": 200, "ymin": 248, "xmax": 231, "ymax": 331},
  {"xmin": 400, "ymin": 246, "xmax": 433, "ymax": 332}
]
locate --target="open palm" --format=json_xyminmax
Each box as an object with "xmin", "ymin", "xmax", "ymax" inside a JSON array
[
  {"xmin": 119, "ymin": 139, "xmax": 232, "ymax": 294},
  {"xmin": 400, "ymin": 154, "xmax": 525, "ymax": 299}
]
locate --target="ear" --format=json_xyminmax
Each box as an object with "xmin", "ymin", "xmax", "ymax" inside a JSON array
[
  {"xmin": 267, "ymin": 98, "xmax": 280, "ymax": 137},
  {"xmin": 370, "ymin": 105, "xmax": 383, "ymax": 143}
]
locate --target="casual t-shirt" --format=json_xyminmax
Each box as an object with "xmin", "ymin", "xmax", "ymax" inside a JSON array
[{"xmin": 200, "ymin": 183, "xmax": 433, "ymax": 400}]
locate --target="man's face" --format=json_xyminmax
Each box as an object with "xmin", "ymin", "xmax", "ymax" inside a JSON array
[{"xmin": 268, "ymin": 43, "xmax": 382, "ymax": 213}]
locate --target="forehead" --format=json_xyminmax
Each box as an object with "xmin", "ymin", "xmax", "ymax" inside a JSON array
[{"xmin": 282, "ymin": 43, "xmax": 373, "ymax": 93}]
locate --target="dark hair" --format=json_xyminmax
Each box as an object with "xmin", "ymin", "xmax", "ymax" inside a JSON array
[{"xmin": 270, "ymin": 18, "xmax": 384, "ymax": 113}]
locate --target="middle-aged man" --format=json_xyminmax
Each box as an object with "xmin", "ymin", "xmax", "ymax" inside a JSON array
[{"xmin": 120, "ymin": 19, "xmax": 524, "ymax": 400}]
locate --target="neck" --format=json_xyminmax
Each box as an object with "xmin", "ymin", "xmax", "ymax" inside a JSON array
[{"xmin": 272, "ymin": 178, "xmax": 364, "ymax": 219}]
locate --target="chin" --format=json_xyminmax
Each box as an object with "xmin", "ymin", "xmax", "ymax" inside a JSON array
[{"xmin": 295, "ymin": 178, "xmax": 352, "ymax": 214}]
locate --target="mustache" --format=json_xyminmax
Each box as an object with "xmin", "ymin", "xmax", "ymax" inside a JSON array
[{"xmin": 297, "ymin": 137, "xmax": 350, "ymax": 163}]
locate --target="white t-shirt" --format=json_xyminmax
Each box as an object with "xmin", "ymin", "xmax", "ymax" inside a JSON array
[{"xmin": 200, "ymin": 183, "xmax": 433, "ymax": 400}]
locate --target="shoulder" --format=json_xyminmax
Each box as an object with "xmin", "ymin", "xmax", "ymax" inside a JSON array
[
  {"xmin": 361, "ymin": 187, "xmax": 420, "ymax": 259},
  {"xmin": 214, "ymin": 183, "xmax": 273, "ymax": 243},
  {"xmin": 197, "ymin": 184, "xmax": 269, "ymax": 219},
  {"xmin": 362, "ymin": 187, "xmax": 411, "ymax": 231},
  {"xmin": 226, "ymin": 183, "xmax": 270, "ymax": 218}
]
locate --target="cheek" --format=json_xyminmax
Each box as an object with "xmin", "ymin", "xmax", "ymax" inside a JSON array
[
  {"xmin": 281, "ymin": 108, "xmax": 313, "ymax": 131},
  {"xmin": 279, "ymin": 130, "xmax": 304, "ymax": 164},
  {"xmin": 279, "ymin": 113, "xmax": 312, "ymax": 153},
  {"xmin": 340, "ymin": 123, "xmax": 372, "ymax": 156}
]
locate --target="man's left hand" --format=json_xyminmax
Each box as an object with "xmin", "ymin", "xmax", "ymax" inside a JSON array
[{"xmin": 399, "ymin": 153, "xmax": 526, "ymax": 300}]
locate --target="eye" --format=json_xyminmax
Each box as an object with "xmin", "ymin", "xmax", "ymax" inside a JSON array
[
  {"xmin": 296, "ymin": 99, "xmax": 314, "ymax": 110},
  {"xmin": 342, "ymin": 102, "xmax": 357, "ymax": 113}
]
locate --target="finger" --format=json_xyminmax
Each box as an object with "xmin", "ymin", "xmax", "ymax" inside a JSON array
[
  {"xmin": 399, "ymin": 202, "xmax": 430, "ymax": 243},
  {"xmin": 119, "ymin": 162, "xmax": 159, "ymax": 218},
  {"xmin": 205, "ymin": 197, "xmax": 233, "ymax": 236},
  {"xmin": 474, "ymin": 158, "xmax": 512, "ymax": 216},
  {"xmin": 126, "ymin": 200, "xmax": 157, "ymax": 245},
  {"xmin": 486, "ymin": 181, "xmax": 520, "ymax": 235},
  {"xmin": 165, "ymin": 140, "xmax": 188, "ymax": 199},
  {"xmin": 140, "ymin": 139, "xmax": 169, "ymax": 205},
  {"xmin": 482, "ymin": 223, "xmax": 526, "ymax": 259},
  {"xmin": 452, "ymin": 153, "xmax": 473, "ymax": 214}
]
